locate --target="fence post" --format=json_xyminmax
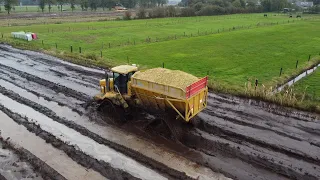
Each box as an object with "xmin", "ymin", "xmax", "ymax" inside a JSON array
[
  {"xmin": 70, "ymin": 45, "xmax": 73, "ymax": 53},
  {"xmin": 79, "ymin": 47, "xmax": 81, "ymax": 53},
  {"xmin": 255, "ymin": 79, "xmax": 258, "ymax": 90},
  {"xmin": 280, "ymin": 67, "xmax": 283, "ymax": 76},
  {"xmin": 296, "ymin": 60, "xmax": 299, "ymax": 69}
]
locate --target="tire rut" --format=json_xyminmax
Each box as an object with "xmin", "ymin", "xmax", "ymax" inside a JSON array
[
  {"xmin": 0, "ymin": 104, "xmax": 142, "ymax": 180},
  {"xmin": 0, "ymin": 63, "xmax": 90, "ymax": 102},
  {"xmin": 196, "ymin": 116, "xmax": 320, "ymax": 167},
  {"xmin": 0, "ymin": 137, "xmax": 65, "ymax": 180}
]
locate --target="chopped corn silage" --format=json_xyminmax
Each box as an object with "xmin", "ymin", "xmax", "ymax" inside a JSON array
[{"xmin": 133, "ymin": 68, "xmax": 199, "ymax": 89}]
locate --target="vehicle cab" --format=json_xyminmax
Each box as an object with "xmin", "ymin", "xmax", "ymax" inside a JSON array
[{"xmin": 99, "ymin": 65, "xmax": 138, "ymax": 96}]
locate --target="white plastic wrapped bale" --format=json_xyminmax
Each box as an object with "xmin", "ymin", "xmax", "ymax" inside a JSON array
[{"xmin": 11, "ymin": 32, "xmax": 32, "ymax": 41}]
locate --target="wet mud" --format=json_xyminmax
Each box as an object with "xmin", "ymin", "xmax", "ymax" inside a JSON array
[
  {"xmin": 0, "ymin": 139, "xmax": 63, "ymax": 180},
  {"xmin": 0, "ymin": 141, "xmax": 45, "ymax": 180},
  {"xmin": 0, "ymin": 104, "xmax": 149, "ymax": 180},
  {"xmin": 0, "ymin": 44, "xmax": 319, "ymax": 180}
]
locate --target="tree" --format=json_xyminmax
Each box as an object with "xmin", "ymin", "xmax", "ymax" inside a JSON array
[
  {"xmin": 312, "ymin": 0, "xmax": 320, "ymax": 5},
  {"xmin": 239, "ymin": 0, "xmax": 245, "ymax": 8},
  {"xmin": 261, "ymin": 0, "xmax": 271, "ymax": 11},
  {"xmin": 271, "ymin": 0, "xmax": 287, "ymax": 11},
  {"xmin": 106, "ymin": 0, "xmax": 116, "ymax": 10},
  {"xmin": 56, "ymin": 0, "xmax": 64, "ymax": 12},
  {"xmin": 4, "ymin": 0, "xmax": 18, "ymax": 14},
  {"xmin": 70, "ymin": 0, "xmax": 75, "ymax": 11},
  {"xmin": 193, "ymin": 2, "xmax": 203, "ymax": 11},
  {"xmin": 0, "ymin": 0, "xmax": 3, "ymax": 12},
  {"xmin": 100, "ymin": 0, "xmax": 107, "ymax": 10},
  {"xmin": 80, "ymin": 0, "xmax": 88, "ymax": 10},
  {"xmin": 89, "ymin": 0, "xmax": 98, "ymax": 11},
  {"xmin": 47, "ymin": 0, "xmax": 55, "ymax": 12},
  {"xmin": 247, "ymin": 0, "xmax": 256, "ymax": 8},
  {"xmin": 39, "ymin": 0, "xmax": 46, "ymax": 12},
  {"xmin": 261, "ymin": 0, "xmax": 288, "ymax": 12},
  {"xmin": 232, "ymin": 0, "xmax": 241, "ymax": 8}
]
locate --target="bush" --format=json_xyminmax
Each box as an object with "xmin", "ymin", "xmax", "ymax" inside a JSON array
[
  {"xmin": 123, "ymin": 11, "xmax": 132, "ymax": 20},
  {"xmin": 180, "ymin": 7, "xmax": 196, "ymax": 17},
  {"xmin": 166, "ymin": 6, "xmax": 177, "ymax": 17},
  {"xmin": 151, "ymin": 7, "xmax": 166, "ymax": 18},
  {"xmin": 137, "ymin": 8, "xmax": 147, "ymax": 19},
  {"xmin": 196, "ymin": 5, "xmax": 225, "ymax": 16}
]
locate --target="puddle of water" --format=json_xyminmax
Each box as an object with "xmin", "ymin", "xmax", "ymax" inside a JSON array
[
  {"xmin": 277, "ymin": 63, "xmax": 320, "ymax": 92},
  {"xmin": 0, "ymin": 93, "xmax": 167, "ymax": 180}
]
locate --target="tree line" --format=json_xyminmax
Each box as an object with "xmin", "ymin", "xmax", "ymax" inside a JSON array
[{"xmin": 0, "ymin": 0, "xmax": 168, "ymax": 13}]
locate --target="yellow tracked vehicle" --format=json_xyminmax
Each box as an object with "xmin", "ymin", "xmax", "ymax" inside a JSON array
[{"xmin": 94, "ymin": 65, "xmax": 208, "ymax": 137}]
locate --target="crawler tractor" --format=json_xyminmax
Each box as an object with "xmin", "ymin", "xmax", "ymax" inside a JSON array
[{"xmin": 94, "ymin": 65, "xmax": 208, "ymax": 138}]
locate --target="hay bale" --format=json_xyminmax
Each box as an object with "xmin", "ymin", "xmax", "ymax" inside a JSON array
[{"xmin": 133, "ymin": 68, "xmax": 199, "ymax": 89}]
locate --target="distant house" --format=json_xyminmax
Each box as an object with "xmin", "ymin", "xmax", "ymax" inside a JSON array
[{"xmin": 295, "ymin": 2, "xmax": 314, "ymax": 9}]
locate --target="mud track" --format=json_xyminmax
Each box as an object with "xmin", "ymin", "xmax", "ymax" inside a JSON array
[
  {"xmin": 0, "ymin": 137, "xmax": 64, "ymax": 180},
  {"xmin": 0, "ymin": 44, "xmax": 319, "ymax": 180}
]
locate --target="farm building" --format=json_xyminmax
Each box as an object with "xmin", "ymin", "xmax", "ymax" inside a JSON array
[{"xmin": 295, "ymin": 1, "xmax": 314, "ymax": 8}]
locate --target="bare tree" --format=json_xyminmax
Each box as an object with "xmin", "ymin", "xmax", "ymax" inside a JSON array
[
  {"xmin": 4, "ymin": 0, "xmax": 17, "ymax": 14},
  {"xmin": 39, "ymin": 0, "xmax": 46, "ymax": 12}
]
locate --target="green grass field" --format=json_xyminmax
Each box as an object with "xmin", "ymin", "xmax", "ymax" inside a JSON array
[
  {"xmin": 1, "ymin": 13, "xmax": 319, "ymax": 96},
  {"xmin": 294, "ymin": 68, "xmax": 320, "ymax": 102}
]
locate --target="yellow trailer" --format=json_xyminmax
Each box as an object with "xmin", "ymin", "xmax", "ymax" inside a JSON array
[{"xmin": 131, "ymin": 74, "xmax": 208, "ymax": 122}]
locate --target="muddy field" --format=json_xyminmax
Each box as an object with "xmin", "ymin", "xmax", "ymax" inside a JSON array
[
  {"xmin": 0, "ymin": 11, "xmax": 125, "ymax": 19},
  {"xmin": 0, "ymin": 44, "xmax": 319, "ymax": 180}
]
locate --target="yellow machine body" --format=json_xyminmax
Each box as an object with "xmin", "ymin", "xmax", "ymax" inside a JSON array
[{"xmin": 95, "ymin": 65, "xmax": 208, "ymax": 122}]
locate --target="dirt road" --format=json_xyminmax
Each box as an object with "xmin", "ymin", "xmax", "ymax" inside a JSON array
[{"xmin": 0, "ymin": 44, "xmax": 319, "ymax": 180}]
